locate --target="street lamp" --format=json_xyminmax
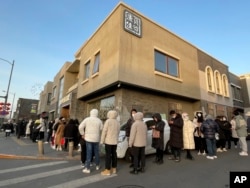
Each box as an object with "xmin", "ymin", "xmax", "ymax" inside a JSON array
[{"xmin": 0, "ymin": 58, "xmax": 15, "ymax": 117}]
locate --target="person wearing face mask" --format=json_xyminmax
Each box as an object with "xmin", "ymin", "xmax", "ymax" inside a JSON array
[
  {"xmin": 125, "ymin": 109, "xmax": 137, "ymax": 167},
  {"xmin": 182, "ymin": 112, "xmax": 196, "ymax": 160},
  {"xmin": 168, "ymin": 110, "xmax": 184, "ymax": 162}
]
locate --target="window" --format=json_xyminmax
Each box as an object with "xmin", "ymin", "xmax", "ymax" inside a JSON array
[
  {"xmin": 205, "ymin": 66, "xmax": 215, "ymax": 92},
  {"xmin": 84, "ymin": 61, "xmax": 90, "ymax": 80},
  {"xmin": 231, "ymin": 85, "xmax": 242, "ymax": 101},
  {"xmin": 214, "ymin": 70, "xmax": 222, "ymax": 95},
  {"xmin": 93, "ymin": 52, "xmax": 100, "ymax": 74},
  {"xmin": 88, "ymin": 96, "xmax": 115, "ymax": 121},
  {"xmin": 221, "ymin": 74, "xmax": 229, "ymax": 97},
  {"xmin": 47, "ymin": 93, "xmax": 52, "ymax": 105},
  {"xmin": 154, "ymin": 50, "xmax": 179, "ymax": 77},
  {"xmin": 52, "ymin": 86, "xmax": 57, "ymax": 98}
]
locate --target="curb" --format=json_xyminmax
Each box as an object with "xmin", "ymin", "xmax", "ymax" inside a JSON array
[{"xmin": 0, "ymin": 154, "xmax": 81, "ymax": 160}]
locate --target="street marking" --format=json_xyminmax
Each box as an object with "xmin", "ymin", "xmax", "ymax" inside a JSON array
[
  {"xmin": 0, "ymin": 161, "xmax": 68, "ymax": 174},
  {"xmin": 0, "ymin": 165, "xmax": 80, "ymax": 187},
  {"xmin": 11, "ymin": 137, "xmax": 30, "ymax": 146},
  {"xmin": 48, "ymin": 174, "xmax": 117, "ymax": 188}
]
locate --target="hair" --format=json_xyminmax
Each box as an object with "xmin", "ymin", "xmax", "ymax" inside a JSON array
[
  {"xmin": 169, "ymin": 110, "xmax": 176, "ymax": 115},
  {"xmin": 233, "ymin": 110, "xmax": 239, "ymax": 116}
]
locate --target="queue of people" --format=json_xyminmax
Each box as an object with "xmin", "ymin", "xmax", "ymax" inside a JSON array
[{"xmin": 2, "ymin": 107, "xmax": 248, "ymax": 177}]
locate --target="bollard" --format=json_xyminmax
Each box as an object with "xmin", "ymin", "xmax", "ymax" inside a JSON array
[
  {"xmin": 68, "ymin": 141, "xmax": 74, "ymax": 157},
  {"xmin": 38, "ymin": 140, "xmax": 44, "ymax": 156}
]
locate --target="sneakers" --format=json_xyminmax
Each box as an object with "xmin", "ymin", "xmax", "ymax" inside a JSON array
[
  {"xmin": 96, "ymin": 165, "xmax": 100, "ymax": 170},
  {"xmin": 82, "ymin": 168, "xmax": 90, "ymax": 173},
  {"xmin": 213, "ymin": 156, "xmax": 218, "ymax": 159},
  {"xmin": 202, "ymin": 152, "xmax": 206, "ymax": 156},
  {"xmin": 222, "ymin": 148, "xmax": 227, "ymax": 152},
  {"xmin": 239, "ymin": 152, "xmax": 248, "ymax": 156},
  {"xmin": 81, "ymin": 163, "xmax": 85, "ymax": 168},
  {"xmin": 111, "ymin": 168, "xmax": 117, "ymax": 174},
  {"xmin": 206, "ymin": 156, "xmax": 214, "ymax": 160},
  {"xmin": 197, "ymin": 151, "xmax": 201, "ymax": 155},
  {"xmin": 217, "ymin": 148, "xmax": 223, "ymax": 152},
  {"xmin": 101, "ymin": 169, "xmax": 111, "ymax": 176}
]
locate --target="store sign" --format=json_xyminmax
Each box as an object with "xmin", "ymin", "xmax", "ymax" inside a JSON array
[{"xmin": 124, "ymin": 10, "xmax": 142, "ymax": 38}]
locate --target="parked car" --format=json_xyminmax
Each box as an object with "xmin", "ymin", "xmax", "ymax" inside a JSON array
[{"xmin": 114, "ymin": 118, "xmax": 171, "ymax": 160}]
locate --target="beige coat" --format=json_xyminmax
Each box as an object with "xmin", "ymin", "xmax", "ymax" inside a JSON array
[
  {"xmin": 129, "ymin": 112, "xmax": 147, "ymax": 147},
  {"xmin": 183, "ymin": 117, "xmax": 196, "ymax": 149},
  {"xmin": 100, "ymin": 110, "xmax": 120, "ymax": 145}
]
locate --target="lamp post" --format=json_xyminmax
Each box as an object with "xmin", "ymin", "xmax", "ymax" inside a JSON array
[{"xmin": 0, "ymin": 58, "xmax": 15, "ymax": 117}]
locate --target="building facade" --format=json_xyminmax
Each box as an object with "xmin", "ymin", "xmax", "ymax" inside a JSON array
[{"xmin": 38, "ymin": 2, "xmax": 249, "ymax": 123}]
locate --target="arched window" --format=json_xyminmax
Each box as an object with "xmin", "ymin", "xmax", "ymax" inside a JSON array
[
  {"xmin": 205, "ymin": 66, "xmax": 215, "ymax": 92},
  {"xmin": 222, "ymin": 74, "xmax": 229, "ymax": 97},
  {"xmin": 214, "ymin": 70, "xmax": 222, "ymax": 95}
]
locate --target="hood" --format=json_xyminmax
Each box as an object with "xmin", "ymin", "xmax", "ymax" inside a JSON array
[
  {"xmin": 182, "ymin": 112, "xmax": 189, "ymax": 121},
  {"xmin": 245, "ymin": 111, "xmax": 250, "ymax": 116},
  {"xmin": 152, "ymin": 113, "xmax": 162, "ymax": 121},
  {"xmin": 107, "ymin": 110, "xmax": 118, "ymax": 119},
  {"xmin": 134, "ymin": 112, "xmax": 144, "ymax": 121},
  {"xmin": 90, "ymin": 109, "xmax": 98, "ymax": 117},
  {"xmin": 205, "ymin": 114, "xmax": 214, "ymax": 120}
]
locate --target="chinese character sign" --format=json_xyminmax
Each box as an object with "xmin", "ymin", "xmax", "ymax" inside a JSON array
[{"xmin": 124, "ymin": 10, "xmax": 142, "ymax": 37}]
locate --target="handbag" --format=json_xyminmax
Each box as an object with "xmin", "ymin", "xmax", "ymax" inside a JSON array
[{"xmin": 152, "ymin": 129, "xmax": 160, "ymax": 138}]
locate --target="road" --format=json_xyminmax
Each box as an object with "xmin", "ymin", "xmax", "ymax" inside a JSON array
[{"xmin": 0, "ymin": 132, "xmax": 250, "ymax": 188}]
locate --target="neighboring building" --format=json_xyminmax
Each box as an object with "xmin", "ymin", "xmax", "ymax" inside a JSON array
[
  {"xmin": 240, "ymin": 74, "xmax": 250, "ymax": 113},
  {"xmin": 15, "ymin": 98, "xmax": 39, "ymax": 121},
  {"xmin": 38, "ymin": 2, "xmax": 249, "ymax": 123},
  {"xmin": 37, "ymin": 81, "xmax": 53, "ymax": 119}
]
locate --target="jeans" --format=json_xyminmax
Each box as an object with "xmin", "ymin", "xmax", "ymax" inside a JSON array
[
  {"xmin": 205, "ymin": 138, "xmax": 217, "ymax": 156},
  {"xmin": 85, "ymin": 141, "xmax": 99, "ymax": 169}
]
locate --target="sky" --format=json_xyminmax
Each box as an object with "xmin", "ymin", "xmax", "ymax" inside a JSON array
[{"xmin": 0, "ymin": 0, "xmax": 250, "ymax": 115}]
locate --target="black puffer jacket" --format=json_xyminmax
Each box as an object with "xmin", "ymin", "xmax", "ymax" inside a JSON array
[{"xmin": 169, "ymin": 113, "xmax": 183, "ymax": 148}]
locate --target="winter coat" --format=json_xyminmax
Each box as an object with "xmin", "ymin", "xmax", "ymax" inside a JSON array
[
  {"xmin": 100, "ymin": 110, "xmax": 120, "ymax": 145},
  {"xmin": 215, "ymin": 119, "xmax": 226, "ymax": 139},
  {"xmin": 151, "ymin": 113, "xmax": 165, "ymax": 150},
  {"xmin": 200, "ymin": 116, "xmax": 219, "ymax": 139},
  {"xmin": 230, "ymin": 119, "xmax": 238, "ymax": 138},
  {"xmin": 234, "ymin": 115, "xmax": 248, "ymax": 137},
  {"xmin": 64, "ymin": 119, "xmax": 78, "ymax": 139},
  {"xmin": 183, "ymin": 119, "xmax": 195, "ymax": 149},
  {"xmin": 129, "ymin": 112, "xmax": 147, "ymax": 147},
  {"xmin": 78, "ymin": 109, "xmax": 103, "ymax": 143},
  {"xmin": 55, "ymin": 123, "xmax": 65, "ymax": 146},
  {"xmin": 169, "ymin": 113, "xmax": 183, "ymax": 148}
]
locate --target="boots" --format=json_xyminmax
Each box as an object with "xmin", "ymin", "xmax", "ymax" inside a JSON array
[
  {"xmin": 101, "ymin": 169, "xmax": 111, "ymax": 176},
  {"xmin": 111, "ymin": 168, "xmax": 117, "ymax": 174}
]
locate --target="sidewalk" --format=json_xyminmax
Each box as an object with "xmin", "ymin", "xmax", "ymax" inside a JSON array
[{"xmin": 0, "ymin": 131, "xmax": 81, "ymax": 160}]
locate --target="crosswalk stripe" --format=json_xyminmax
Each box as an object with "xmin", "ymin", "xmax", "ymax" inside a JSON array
[
  {"xmin": 48, "ymin": 174, "xmax": 117, "ymax": 188},
  {"xmin": 0, "ymin": 165, "xmax": 80, "ymax": 187},
  {"xmin": 0, "ymin": 161, "xmax": 68, "ymax": 174}
]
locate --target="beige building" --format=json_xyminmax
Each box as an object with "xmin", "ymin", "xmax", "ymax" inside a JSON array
[{"xmin": 39, "ymin": 2, "xmax": 247, "ymax": 122}]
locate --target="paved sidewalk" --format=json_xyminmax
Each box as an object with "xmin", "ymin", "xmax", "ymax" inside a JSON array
[{"xmin": 0, "ymin": 131, "xmax": 81, "ymax": 160}]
